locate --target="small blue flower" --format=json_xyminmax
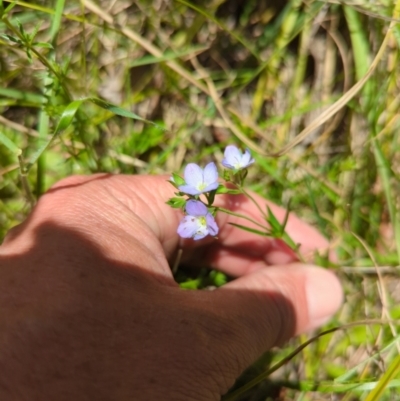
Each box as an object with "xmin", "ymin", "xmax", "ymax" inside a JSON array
[
  {"xmin": 221, "ymin": 145, "xmax": 254, "ymax": 171},
  {"xmin": 177, "ymin": 200, "xmax": 219, "ymax": 240},
  {"xmin": 178, "ymin": 162, "xmax": 219, "ymax": 196}
]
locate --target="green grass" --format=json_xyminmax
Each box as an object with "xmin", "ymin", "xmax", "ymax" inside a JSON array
[{"xmin": 1, "ymin": 0, "xmax": 400, "ymax": 399}]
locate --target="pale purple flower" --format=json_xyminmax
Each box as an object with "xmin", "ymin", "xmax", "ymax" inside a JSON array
[
  {"xmin": 221, "ymin": 145, "xmax": 254, "ymax": 171},
  {"xmin": 178, "ymin": 162, "xmax": 219, "ymax": 196},
  {"xmin": 177, "ymin": 200, "xmax": 219, "ymax": 240}
]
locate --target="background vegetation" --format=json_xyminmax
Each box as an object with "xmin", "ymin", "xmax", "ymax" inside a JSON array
[{"xmin": 1, "ymin": 0, "xmax": 400, "ymax": 399}]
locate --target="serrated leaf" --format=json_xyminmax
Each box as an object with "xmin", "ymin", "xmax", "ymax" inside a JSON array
[
  {"xmin": 16, "ymin": 19, "xmax": 25, "ymax": 37},
  {"xmin": 30, "ymin": 22, "xmax": 42, "ymax": 42}
]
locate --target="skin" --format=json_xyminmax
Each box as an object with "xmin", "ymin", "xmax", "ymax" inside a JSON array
[{"xmin": 0, "ymin": 174, "xmax": 343, "ymax": 401}]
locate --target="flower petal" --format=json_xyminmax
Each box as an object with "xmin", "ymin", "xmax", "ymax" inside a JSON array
[
  {"xmin": 224, "ymin": 145, "xmax": 241, "ymax": 162},
  {"xmin": 202, "ymin": 182, "xmax": 219, "ymax": 193},
  {"xmin": 206, "ymin": 214, "xmax": 219, "ymax": 236},
  {"xmin": 177, "ymin": 216, "xmax": 200, "ymax": 238},
  {"xmin": 185, "ymin": 200, "xmax": 207, "ymax": 216},
  {"xmin": 192, "ymin": 226, "xmax": 208, "ymax": 240},
  {"xmin": 178, "ymin": 184, "xmax": 201, "ymax": 196},
  {"xmin": 193, "ymin": 231, "xmax": 208, "ymax": 241},
  {"xmin": 184, "ymin": 163, "xmax": 203, "ymax": 187},
  {"xmin": 222, "ymin": 146, "xmax": 242, "ymax": 169},
  {"xmin": 203, "ymin": 162, "xmax": 218, "ymax": 186},
  {"xmin": 242, "ymin": 149, "xmax": 254, "ymax": 167},
  {"xmin": 221, "ymin": 160, "xmax": 235, "ymax": 169}
]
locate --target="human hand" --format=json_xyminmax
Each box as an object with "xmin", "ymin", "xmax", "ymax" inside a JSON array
[{"xmin": 0, "ymin": 174, "xmax": 342, "ymax": 401}]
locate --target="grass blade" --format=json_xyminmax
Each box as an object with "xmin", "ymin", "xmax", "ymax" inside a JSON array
[
  {"xmin": 0, "ymin": 130, "xmax": 21, "ymax": 154},
  {"xmin": 364, "ymin": 354, "xmax": 400, "ymax": 401},
  {"xmin": 272, "ymin": 0, "xmax": 400, "ymax": 157}
]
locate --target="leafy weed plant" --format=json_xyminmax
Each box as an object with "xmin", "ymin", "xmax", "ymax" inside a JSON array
[{"xmin": 1, "ymin": 0, "xmax": 400, "ymax": 399}]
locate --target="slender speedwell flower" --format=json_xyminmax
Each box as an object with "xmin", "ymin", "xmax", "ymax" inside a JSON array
[
  {"xmin": 177, "ymin": 200, "xmax": 219, "ymax": 240},
  {"xmin": 178, "ymin": 162, "xmax": 219, "ymax": 196},
  {"xmin": 221, "ymin": 145, "xmax": 254, "ymax": 171}
]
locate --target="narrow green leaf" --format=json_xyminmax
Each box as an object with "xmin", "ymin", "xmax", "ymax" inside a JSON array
[
  {"xmin": 335, "ymin": 334, "xmax": 400, "ymax": 384},
  {"xmin": 0, "ymin": 33, "xmax": 22, "ymax": 44},
  {"xmin": 364, "ymin": 354, "xmax": 400, "ymax": 401},
  {"xmin": 215, "ymin": 185, "xmax": 241, "ymax": 195},
  {"xmin": 228, "ymin": 222, "xmax": 269, "ymax": 237},
  {"xmin": 281, "ymin": 232, "xmax": 298, "ymax": 250},
  {"xmin": 4, "ymin": 0, "xmax": 17, "ymax": 15},
  {"xmin": 26, "ymin": 99, "xmax": 84, "ymax": 170},
  {"xmin": 298, "ymin": 379, "xmax": 400, "ymax": 393},
  {"xmin": 0, "ymin": 87, "xmax": 45, "ymax": 104},
  {"xmin": 88, "ymin": 97, "xmax": 165, "ymax": 130},
  {"xmin": 55, "ymin": 99, "xmax": 84, "ymax": 132},
  {"xmin": 371, "ymin": 137, "xmax": 400, "ymax": 263},
  {"xmin": 266, "ymin": 205, "xmax": 283, "ymax": 234},
  {"xmin": 49, "ymin": 0, "xmax": 65, "ymax": 43},
  {"xmin": 33, "ymin": 41, "xmax": 53, "ymax": 49},
  {"xmin": 0, "ymin": 130, "xmax": 21, "ymax": 154}
]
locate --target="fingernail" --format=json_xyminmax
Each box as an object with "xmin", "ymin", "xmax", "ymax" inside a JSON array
[{"xmin": 305, "ymin": 267, "xmax": 343, "ymax": 330}]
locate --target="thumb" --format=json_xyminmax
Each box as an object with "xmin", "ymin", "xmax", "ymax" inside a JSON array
[{"xmin": 207, "ymin": 263, "xmax": 342, "ymax": 367}]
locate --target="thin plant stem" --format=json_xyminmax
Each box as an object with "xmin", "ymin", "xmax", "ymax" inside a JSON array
[
  {"xmin": 216, "ymin": 206, "xmax": 269, "ymax": 232},
  {"xmin": 239, "ymin": 185, "xmax": 267, "ymax": 219},
  {"xmin": 17, "ymin": 153, "xmax": 35, "ymax": 209}
]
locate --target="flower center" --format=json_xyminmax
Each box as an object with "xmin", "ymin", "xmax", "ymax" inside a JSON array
[{"xmin": 197, "ymin": 181, "xmax": 207, "ymax": 191}]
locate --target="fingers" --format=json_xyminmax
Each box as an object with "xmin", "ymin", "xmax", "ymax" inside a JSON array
[
  {"xmin": 201, "ymin": 263, "xmax": 343, "ymax": 368},
  {"xmin": 200, "ymin": 238, "xmax": 298, "ymax": 276},
  {"xmin": 2, "ymin": 174, "xmax": 331, "ymax": 278}
]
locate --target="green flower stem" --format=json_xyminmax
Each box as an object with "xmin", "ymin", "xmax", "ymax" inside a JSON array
[
  {"xmin": 227, "ymin": 182, "xmax": 303, "ymax": 260},
  {"xmin": 216, "ymin": 207, "xmax": 269, "ymax": 232},
  {"xmin": 239, "ymin": 185, "xmax": 267, "ymax": 219}
]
